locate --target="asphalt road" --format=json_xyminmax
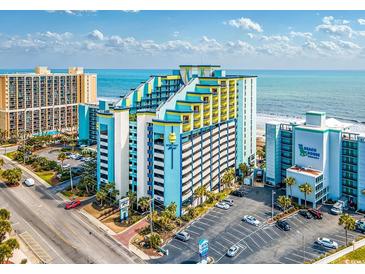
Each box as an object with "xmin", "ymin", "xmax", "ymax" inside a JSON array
[
  {"xmin": 0, "ymin": 157, "xmax": 142, "ymax": 264},
  {"xmin": 154, "ymin": 186, "xmax": 365, "ymax": 264}
]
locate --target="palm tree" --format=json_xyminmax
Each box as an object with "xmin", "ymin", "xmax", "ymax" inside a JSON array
[
  {"xmin": 0, "ymin": 219, "xmax": 12, "ymax": 243},
  {"xmin": 138, "ymin": 197, "xmax": 150, "ymax": 213},
  {"xmin": 239, "ymin": 163, "xmax": 250, "ymax": 178},
  {"xmin": 283, "ymin": 177, "xmax": 296, "ymax": 200},
  {"xmin": 339, "ymin": 213, "xmax": 356, "ymax": 246},
  {"xmin": 299, "ymin": 183, "xmax": 313, "ymax": 208},
  {"xmin": 277, "ymin": 195, "xmax": 292, "ymax": 212},
  {"xmin": 96, "ymin": 190, "xmax": 107, "ymax": 207},
  {"xmin": 2, "ymin": 168, "xmax": 22, "ymax": 186},
  {"xmin": 194, "ymin": 185, "xmax": 208, "ymax": 205},
  {"xmin": 0, "ymin": 158, "xmax": 4, "ymax": 170},
  {"xmin": 0, "ymin": 209, "xmax": 10, "ymax": 221},
  {"xmin": 57, "ymin": 152, "xmax": 67, "ymax": 170},
  {"xmin": 0, "ymin": 238, "xmax": 19, "ymax": 264},
  {"xmin": 127, "ymin": 191, "xmax": 137, "ymax": 211}
]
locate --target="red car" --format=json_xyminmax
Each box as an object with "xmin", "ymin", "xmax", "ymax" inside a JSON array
[
  {"xmin": 65, "ymin": 200, "xmax": 81, "ymax": 210},
  {"xmin": 308, "ymin": 208, "xmax": 323, "ymax": 219}
]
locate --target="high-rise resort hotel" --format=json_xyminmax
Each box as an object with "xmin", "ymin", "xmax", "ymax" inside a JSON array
[
  {"xmin": 266, "ymin": 111, "xmax": 365, "ymax": 211},
  {"xmin": 79, "ymin": 65, "xmax": 257, "ymax": 216},
  {"xmin": 0, "ymin": 66, "xmax": 97, "ymax": 139}
]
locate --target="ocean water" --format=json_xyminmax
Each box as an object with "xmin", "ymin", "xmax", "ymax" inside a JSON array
[{"xmin": 1, "ymin": 69, "xmax": 364, "ymax": 133}]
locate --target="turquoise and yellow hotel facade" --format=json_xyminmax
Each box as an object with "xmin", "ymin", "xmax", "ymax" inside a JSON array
[{"xmin": 88, "ymin": 65, "xmax": 257, "ymax": 216}]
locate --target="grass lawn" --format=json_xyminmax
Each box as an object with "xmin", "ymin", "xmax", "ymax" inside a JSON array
[
  {"xmin": 331, "ymin": 245, "xmax": 365, "ymax": 264},
  {"xmin": 5, "ymin": 151, "xmax": 17, "ymax": 160},
  {"xmin": 35, "ymin": 171, "xmax": 56, "ymax": 185}
]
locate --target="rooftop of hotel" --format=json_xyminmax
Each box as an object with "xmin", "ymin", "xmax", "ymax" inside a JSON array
[{"xmin": 287, "ymin": 165, "xmax": 322, "ymax": 177}]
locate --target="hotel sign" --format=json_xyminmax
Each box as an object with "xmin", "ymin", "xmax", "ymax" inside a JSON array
[{"xmin": 298, "ymin": 144, "xmax": 320, "ymax": 160}]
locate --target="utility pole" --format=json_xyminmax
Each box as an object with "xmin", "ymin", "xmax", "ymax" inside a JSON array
[
  {"xmin": 149, "ymin": 197, "xmax": 153, "ymax": 234},
  {"xmin": 69, "ymin": 167, "xmax": 73, "ymax": 191}
]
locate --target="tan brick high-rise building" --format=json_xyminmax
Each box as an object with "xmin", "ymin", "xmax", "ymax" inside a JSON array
[{"xmin": 0, "ymin": 66, "xmax": 97, "ymax": 139}]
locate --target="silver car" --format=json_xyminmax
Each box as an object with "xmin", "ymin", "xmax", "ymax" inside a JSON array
[
  {"xmin": 226, "ymin": 245, "xmax": 240, "ymax": 257},
  {"xmin": 315, "ymin": 237, "xmax": 338, "ymax": 249},
  {"xmin": 175, "ymin": 231, "xmax": 190, "ymax": 242},
  {"xmin": 216, "ymin": 202, "xmax": 230, "ymax": 210}
]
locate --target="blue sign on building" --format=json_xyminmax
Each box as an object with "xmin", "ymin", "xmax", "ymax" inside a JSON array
[{"xmin": 299, "ymin": 144, "xmax": 320, "ymax": 159}]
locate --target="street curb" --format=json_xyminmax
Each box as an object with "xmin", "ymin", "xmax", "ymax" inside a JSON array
[{"xmin": 79, "ymin": 209, "xmax": 117, "ymax": 236}]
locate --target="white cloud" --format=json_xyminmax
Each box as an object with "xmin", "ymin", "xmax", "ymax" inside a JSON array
[
  {"xmin": 173, "ymin": 31, "xmax": 180, "ymax": 38},
  {"xmin": 316, "ymin": 16, "xmax": 354, "ymax": 38},
  {"xmin": 226, "ymin": 17, "xmax": 263, "ymax": 32},
  {"xmin": 88, "ymin": 29, "xmax": 104, "ymax": 41},
  {"xmin": 358, "ymin": 19, "xmax": 365, "ymax": 25},
  {"xmin": 290, "ymin": 31, "xmax": 313, "ymax": 39}
]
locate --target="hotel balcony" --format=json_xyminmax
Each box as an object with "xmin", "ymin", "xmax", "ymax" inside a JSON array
[{"xmin": 194, "ymin": 121, "xmax": 201, "ymax": 129}]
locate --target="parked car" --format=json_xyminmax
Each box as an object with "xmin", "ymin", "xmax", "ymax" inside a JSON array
[
  {"xmin": 24, "ymin": 178, "xmax": 35, "ymax": 187},
  {"xmin": 216, "ymin": 202, "xmax": 230, "ymax": 210},
  {"xmin": 330, "ymin": 198, "xmax": 347, "ymax": 215},
  {"xmin": 232, "ymin": 190, "xmax": 246, "ymax": 197},
  {"xmin": 65, "ymin": 200, "xmax": 81, "ymax": 210},
  {"xmin": 62, "ymin": 164, "xmax": 71, "ymax": 169},
  {"xmin": 276, "ymin": 220, "xmax": 290, "ymax": 231},
  {"xmin": 226, "ymin": 245, "xmax": 240, "ymax": 257},
  {"xmin": 223, "ymin": 199, "xmax": 234, "ymax": 206},
  {"xmin": 175, "ymin": 231, "xmax": 190, "ymax": 242},
  {"xmin": 299, "ymin": 210, "xmax": 313, "ymax": 219},
  {"xmin": 355, "ymin": 220, "xmax": 365, "ymax": 233},
  {"xmin": 308, "ymin": 208, "xmax": 323, "ymax": 219},
  {"xmin": 315, "ymin": 237, "xmax": 338, "ymax": 249},
  {"xmin": 242, "ymin": 215, "xmax": 261, "ymax": 226}
]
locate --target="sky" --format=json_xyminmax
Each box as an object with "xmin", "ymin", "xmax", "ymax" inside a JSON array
[{"xmin": 1, "ymin": 10, "xmax": 365, "ymax": 69}]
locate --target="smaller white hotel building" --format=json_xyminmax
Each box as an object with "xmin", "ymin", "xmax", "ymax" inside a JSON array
[{"xmin": 266, "ymin": 111, "xmax": 365, "ymax": 210}]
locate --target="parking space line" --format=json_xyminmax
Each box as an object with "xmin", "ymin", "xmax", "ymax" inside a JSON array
[
  {"xmin": 168, "ymin": 243, "xmax": 184, "ymax": 251},
  {"xmin": 266, "ymin": 226, "xmax": 281, "ymax": 238},
  {"xmin": 209, "ymin": 245, "xmax": 225, "ymax": 256},
  {"xmin": 199, "ymin": 217, "xmax": 217, "ymax": 224},
  {"xmin": 220, "ymin": 234, "xmax": 237, "ymax": 245},
  {"xmin": 283, "ymin": 256, "xmax": 301, "ymax": 264},
  {"xmin": 229, "ymin": 226, "xmax": 248, "ymax": 237},
  {"xmin": 205, "ymin": 214, "xmax": 220, "ymax": 221},
  {"xmin": 247, "ymin": 235, "xmax": 261, "ymax": 249},
  {"xmin": 215, "ymin": 238, "xmax": 231, "ymax": 249},
  {"xmin": 196, "ymin": 219, "xmax": 215, "ymax": 226},
  {"xmin": 290, "ymin": 251, "xmax": 305, "ymax": 262},
  {"xmin": 255, "ymin": 230, "xmax": 269, "ymax": 245},
  {"xmin": 190, "ymin": 224, "xmax": 205, "ymax": 231},
  {"xmin": 211, "ymin": 210, "xmax": 225, "ymax": 215},
  {"xmin": 213, "ymin": 240, "xmax": 228, "ymax": 250},
  {"xmin": 186, "ymin": 229, "xmax": 200, "ymax": 236},
  {"xmin": 260, "ymin": 227, "xmax": 274, "ymax": 240},
  {"xmin": 242, "ymin": 240, "xmax": 254, "ymax": 253},
  {"xmin": 237, "ymin": 222, "xmax": 256, "ymax": 233},
  {"xmin": 224, "ymin": 231, "xmax": 242, "ymax": 241}
]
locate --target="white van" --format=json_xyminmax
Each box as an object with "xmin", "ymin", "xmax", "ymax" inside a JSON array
[{"xmin": 24, "ymin": 178, "xmax": 35, "ymax": 187}]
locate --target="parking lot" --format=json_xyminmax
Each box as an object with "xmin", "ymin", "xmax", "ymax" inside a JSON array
[
  {"xmin": 35, "ymin": 146, "xmax": 85, "ymax": 168},
  {"xmin": 153, "ymin": 186, "xmax": 364, "ymax": 264}
]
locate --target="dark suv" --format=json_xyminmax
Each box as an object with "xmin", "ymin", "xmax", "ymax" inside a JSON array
[
  {"xmin": 308, "ymin": 208, "xmax": 323, "ymax": 219},
  {"xmin": 299, "ymin": 210, "xmax": 313, "ymax": 219},
  {"xmin": 232, "ymin": 190, "xmax": 247, "ymax": 197},
  {"xmin": 276, "ymin": 220, "xmax": 290, "ymax": 231}
]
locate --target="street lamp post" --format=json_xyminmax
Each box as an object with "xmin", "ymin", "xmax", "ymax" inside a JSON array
[
  {"xmin": 69, "ymin": 168, "xmax": 73, "ymax": 191},
  {"xmin": 271, "ymin": 190, "xmax": 276, "ymax": 220}
]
